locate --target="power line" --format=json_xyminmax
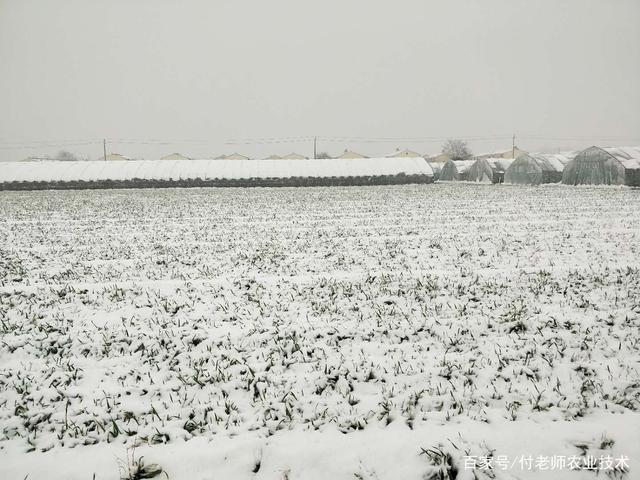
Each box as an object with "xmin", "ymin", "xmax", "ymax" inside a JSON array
[
  {"xmin": 2, "ymin": 134, "xmax": 640, "ymax": 151},
  {"xmin": 0, "ymin": 140, "xmax": 102, "ymax": 150},
  {"xmin": 0, "ymin": 138, "xmax": 102, "ymax": 145},
  {"xmin": 224, "ymin": 135, "xmax": 516, "ymax": 145}
]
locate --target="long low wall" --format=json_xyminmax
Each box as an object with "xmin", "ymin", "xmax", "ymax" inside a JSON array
[{"xmin": 0, "ymin": 173, "xmax": 433, "ymax": 191}]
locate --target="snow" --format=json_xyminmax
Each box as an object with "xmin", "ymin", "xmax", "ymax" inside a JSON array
[
  {"xmin": 1, "ymin": 183, "xmax": 639, "ymax": 479},
  {"xmin": 1, "ymin": 415, "xmax": 638, "ymax": 479},
  {"xmin": 617, "ymin": 158, "xmax": 640, "ymax": 170},
  {"xmin": 452, "ymin": 160, "xmax": 475, "ymax": 173},
  {"xmin": 484, "ymin": 157, "xmax": 514, "ymax": 171},
  {"xmin": 427, "ymin": 161, "xmax": 443, "ymax": 175},
  {"xmin": 0, "ymin": 157, "xmax": 433, "ymax": 184},
  {"xmin": 531, "ymin": 153, "xmax": 573, "ymax": 172},
  {"xmin": 602, "ymin": 146, "xmax": 640, "ymax": 161},
  {"xmin": 597, "ymin": 147, "xmax": 640, "ymax": 169}
]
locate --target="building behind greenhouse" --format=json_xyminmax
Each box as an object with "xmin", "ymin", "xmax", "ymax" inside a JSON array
[
  {"xmin": 466, "ymin": 158, "xmax": 513, "ymax": 183},
  {"xmin": 387, "ymin": 148, "xmax": 422, "ymax": 158},
  {"xmin": 429, "ymin": 152, "xmax": 451, "ymax": 163},
  {"xmin": 474, "ymin": 146, "xmax": 527, "ymax": 160},
  {"xmin": 215, "ymin": 153, "xmax": 251, "ymax": 160},
  {"xmin": 160, "ymin": 153, "xmax": 191, "ymax": 161},
  {"xmin": 337, "ymin": 149, "xmax": 368, "ymax": 159},
  {"xmin": 438, "ymin": 159, "xmax": 475, "ymax": 181},
  {"xmin": 504, "ymin": 153, "xmax": 574, "ymax": 185},
  {"xmin": 562, "ymin": 146, "xmax": 640, "ymax": 186},
  {"xmin": 281, "ymin": 152, "xmax": 307, "ymax": 160}
]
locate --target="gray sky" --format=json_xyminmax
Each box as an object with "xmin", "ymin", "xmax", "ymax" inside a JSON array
[{"xmin": 1, "ymin": 0, "xmax": 639, "ymax": 161}]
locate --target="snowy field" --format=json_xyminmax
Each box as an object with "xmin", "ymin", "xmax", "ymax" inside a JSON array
[{"xmin": 1, "ymin": 183, "xmax": 639, "ymax": 479}]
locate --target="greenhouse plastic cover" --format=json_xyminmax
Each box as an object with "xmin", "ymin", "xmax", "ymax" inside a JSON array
[
  {"xmin": 485, "ymin": 158, "xmax": 514, "ymax": 171},
  {"xmin": 562, "ymin": 146, "xmax": 640, "ymax": 186},
  {"xmin": 504, "ymin": 153, "xmax": 574, "ymax": 185},
  {"xmin": 437, "ymin": 160, "xmax": 476, "ymax": 181},
  {"xmin": 598, "ymin": 147, "xmax": 640, "ymax": 170},
  {"xmin": 452, "ymin": 160, "xmax": 475, "ymax": 173},
  {"xmin": 464, "ymin": 157, "xmax": 514, "ymax": 183},
  {"xmin": 530, "ymin": 153, "xmax": 574, "ymax": 172},
  {"xmin": 0, "ymin": 157, "xmax": 434, "ymax": 184},
  {"xmin": 427, "ymin": 161, "xmax": 444, "ymax": 177}
]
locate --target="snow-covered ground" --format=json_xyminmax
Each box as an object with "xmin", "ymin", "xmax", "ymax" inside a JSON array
[{"xmin": 1, "ymin": 183, "xmax": 639, "ymax": 479}]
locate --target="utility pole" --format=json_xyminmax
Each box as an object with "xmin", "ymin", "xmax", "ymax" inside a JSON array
[
  {"xmin": 103, "ymin": 139, "xmax": 107, "ymax": 161},
  {"xmin": 313, "ymin": 136, "xmax": 317, "ymax": 159},
  {"xmin": 512, "ymin": 134, "xmax": 515, "ymax": 159}
]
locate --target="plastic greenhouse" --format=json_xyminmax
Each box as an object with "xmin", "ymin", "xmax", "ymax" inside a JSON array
[
  {"xmin": 504, "ymin": 153, "xmax": 574, "ymax": 185},
  {"xmin": 465, "ymin": 158, "xmax": 513, "ymax": 183},
  {"xmin": 562, "ymin": 146, "xmax": 640, "ymax": 186},
  {"xmin": 0, "ymin": 157, "xmax": 435, "ymax": 190},
  {"xmin": 438, "ymin": 160, "xmax": 475, "ymax": 181},
  {"xmin": 427, "ymin": 161, "xmax": 444, "ymax": 181}
]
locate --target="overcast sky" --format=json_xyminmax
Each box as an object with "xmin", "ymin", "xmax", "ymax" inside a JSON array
[{"xmin": 1, "ymin": 0, "xmax": 639, "ymax": 161}]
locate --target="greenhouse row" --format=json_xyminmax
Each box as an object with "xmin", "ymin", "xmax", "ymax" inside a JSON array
[
  {"xmin": 1, "ymin": 146, "xmax": 638, "ymax": 190},
  {"xmin": 433, "ymin": 146, "xmax": 640, "ymax": 186},
  {"xmin": 0, "ymin": 157, "xmax": 435, "ymax": 190}
]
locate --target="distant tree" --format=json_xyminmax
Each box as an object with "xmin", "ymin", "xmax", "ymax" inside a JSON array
[
  {"xmin": 55, "ymin": 150, "xmax": 79, "ymax": 161},
  {"xmin": 315, "ymin": 152, "xmax": 332, "ymax": 159},
  {"xmin": 442, "ymin": 139, "xmax": 472, "ymax": 160}
]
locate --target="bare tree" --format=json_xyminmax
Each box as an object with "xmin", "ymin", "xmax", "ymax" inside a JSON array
[{"xmin": 442, "ymin": 139, "xmax": 472, "ymax": 160}]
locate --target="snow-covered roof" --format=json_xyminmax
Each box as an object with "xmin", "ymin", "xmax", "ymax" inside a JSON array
[
  {"xmin": 427, "ymin": 161, "xmax": 443, "ymax": 174},
  {"xmin": 387, "ymin": 149, "xmax": 422, "ymax": 158},
  {"xmin": 280, "ymin": 153, "xmax": 307, "ymax": 160},
  {"xmin": 160, "ymin": 153, "xmax": 191, "ymax": 161},
  {"xmin": 429, "ymin": 153, "xmax": 451, "ymax": 162},
  {"xmin": 215, "ymin": 153, "xmax": 251, "ymax": 160},
  {"xmin": 336, "ymin": 150, "xmax": 367, "ymax": 159},
  {"xmin": 474, "ymin": 151, "xmax": 504, "ymax": 159},
  {"xmin": 451, "ymin": 160, "xmax": 475, "ymax": 173},
  {"xmin": 474, "ymin": 147, "xmax": 526, "ymax": 160},
  {"xmin": 484, "ymin": 157, "xmax": 513, "ymax": 172},
  {"xmin": 599, "ymin": 147, "xmax": 640, "ymax": 169},
  {"xmin": 526, "ymin": 153, "xmax": 573, "ymax": 172},
  {"xmin": 0, "ymin": 158, "xmax": 434, "ymax": 184},
  {"xmin": 602, "ymin": 146, "xmax": 640, "ymax": 160}
]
